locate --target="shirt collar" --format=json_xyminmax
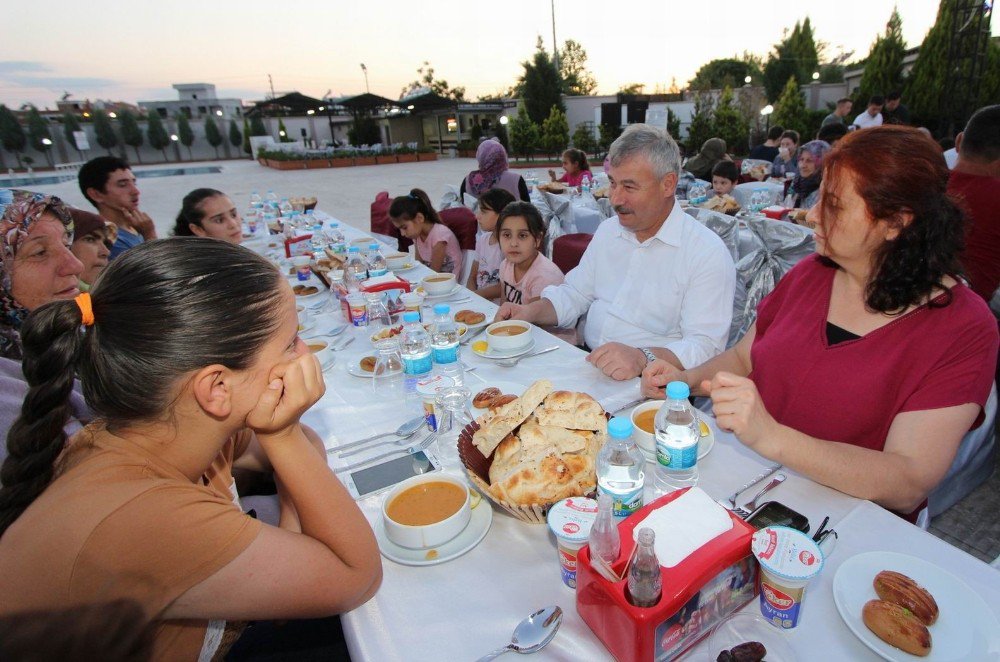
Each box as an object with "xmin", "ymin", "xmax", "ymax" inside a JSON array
[{"xmin": 616, "ymin": 199, "xmax": 686, "ymax": 247}]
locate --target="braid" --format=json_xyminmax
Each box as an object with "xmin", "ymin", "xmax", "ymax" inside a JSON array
[{"xmin": 0, "ymin": 300, "xmax": 84, "ymax": 537}]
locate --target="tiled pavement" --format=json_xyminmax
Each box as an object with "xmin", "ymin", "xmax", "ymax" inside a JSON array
[{"xmin": 930, "ymin": 447, "xmax": 1000, "ymax": 564}]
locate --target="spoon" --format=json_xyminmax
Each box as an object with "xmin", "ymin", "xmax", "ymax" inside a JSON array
[
  {"xmin": 327, "ymin": 415, "xmax": 425, "ymax": 454},
  {"xmin": 475, "ymin": 606, "xmax": 563, "ymax": 661},
  {"xmin": 496, "ymin": 346, "xmax": 559, "ymax": 368}
]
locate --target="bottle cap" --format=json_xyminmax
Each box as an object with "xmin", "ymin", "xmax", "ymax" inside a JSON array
[
  {"xmin": 348, "ymin": 246, "xmax": 360, "ymax": 252},
  {"xmin": 369, "ymin": 243, "xmax": 379, "ymax": 250},
  {"xmin": 433, "ymin": 304, "xmax": 450, "ymax": 315},
  {"xmin": 403, "ymin": 311, "xmax": 420, "ymax": 323},
  {"xmin": 607, "ymin": 417, "xmax": 634, "ymax": 439},
  {"xmin": 666, "ymin": 381, "xmax": 690, "ymax": 400}
]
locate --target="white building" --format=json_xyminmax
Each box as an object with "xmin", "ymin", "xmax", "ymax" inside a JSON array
[{"xmin": 138, "ymin": 83, "xmax": 244, "ymax": 120}]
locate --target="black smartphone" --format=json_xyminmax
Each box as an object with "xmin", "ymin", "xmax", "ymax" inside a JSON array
[
  {"xmin": 744, "ymin": 500, "xmax": 810, "ymax": 533},
  {"xmin": 344, "ymin": 451, "xmax": 438, "ymax": 500}
]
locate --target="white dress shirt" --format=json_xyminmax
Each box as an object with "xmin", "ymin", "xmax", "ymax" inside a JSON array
[
  {"xmin": 853, "ymin": 111, "xmax": 883, "ymax": 129},
  {"xmin": 541, "ymin": 200, "xmax": 736, "ymax": 368}
]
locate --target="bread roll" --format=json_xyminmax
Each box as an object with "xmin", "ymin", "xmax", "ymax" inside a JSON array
[
  {"xmin": 862, "ymin": 600, "xmax": 931, "ymax": 657},
  {"xmin": 534, "ymin": 390, "xmax": 607, "ymax": 431},
  {"xmin": 472, "ymin": 379, "xmax": 553, "ymax": 457},
  {"xmin": 873, "ymin": 571, "xmax": 938, "ymax": 626}
]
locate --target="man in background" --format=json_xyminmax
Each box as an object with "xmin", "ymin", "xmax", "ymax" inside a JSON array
[
  {"xmin": 852, "ymin": 96, "xmax": 884, "ymax": 130},
  {"xmin": 748, "ymin": 125, "xmax": 784, "ymax": 162},
  {"xmin": 822, "ymin": 98, "xmax": 853, "ymax": 127},
  {"xmin": 78, "ymin": 157, "xmax": 157, "ymax": 259},
  {"xmin": 882, "ymin": 91, "xmax": 910, "ymax": 125}
]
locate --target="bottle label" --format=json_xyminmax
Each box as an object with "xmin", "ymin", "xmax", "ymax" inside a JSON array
[
  {"xmin": 656, "ymin": 440, "xmax": 698, "ymax": 469},
  {"xmin": 368, "ymin": 267, "xmax": 388, "ymax": 278},
  {"xmin": 432, "ymin": 345, "xmax": 458, "ymax": 364},
  {"xmin": 598, "ymin": 484, "xmax": 643, "ymax": 518},
  {"xmin": 403, "ymin": 354, "xmax": 432, "ymax": 375}
]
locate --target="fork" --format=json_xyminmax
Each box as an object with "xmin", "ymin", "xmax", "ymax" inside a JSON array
[
  {"xmin": 339, "ymin": 429, "xmax": 425, "ymax": 458},
  {"xmin": 336, "ymin": 432, "xmax": 437, "ymax": 473},
  {"xmin": 733, "ymin": 473, "xmax": 786, "ymax": 518},
  {"xmin": 496, "ymin": 346, "xmax": 559, "ymax": 367}
]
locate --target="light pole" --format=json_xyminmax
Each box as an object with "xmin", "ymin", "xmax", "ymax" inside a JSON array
[
  {"xmin": 760, "ymin": 104, "xmax": 774, "ymax": 133},
  {"xmin": 170, "ymin": 134, "xmax": 180, "ymax": 162},
  {"xmin": 360, "ymin": 64, "xmax": 369, "ymax": 94}
]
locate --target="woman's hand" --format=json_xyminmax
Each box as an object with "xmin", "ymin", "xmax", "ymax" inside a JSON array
[
  {"xmin": 704, "ymin": 372, "xmax": 778, "ymax": 451},
  {"xmin": 641, "ymin": 359, "xmax": 687, "ymax": 399},
  {"xmin": 247, "ymin": 353, "xmax": 326, "ymax": 437}
]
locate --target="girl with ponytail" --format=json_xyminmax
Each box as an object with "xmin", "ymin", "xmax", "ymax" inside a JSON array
[
  {"xmin": 389, "ymin": 188, "xmax": 464, "ymax": 276},
  {"xmin": 0, "ymin": 238, "xmax": 381, "ymax": 660}
]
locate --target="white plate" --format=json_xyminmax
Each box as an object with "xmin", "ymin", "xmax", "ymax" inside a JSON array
[
  {"xmin": 319, "ymin": 355, "xmax": 336, "ymax": 372},
  {"xmin": 391, "ymin": 263, "xmax": 418, "ymax": 272},
  {"xmin": 470, "ymin": 380, "xmax": 529, "ymax": 414},
  {"xmin": 369, "ymin": 322, "xmax": 468, "ymax": 345},
  {"xmin": 707, "ymin": 612, "xmax": 795, "ymax": 662},
  {"xmin": 452, "ymin": 308, "xmax": 491, "ymax": 331},
  {"xmin": 636, "ymin": 409, "xmax": 715, "ymax": 462},
  {"xmin": 470, "ymin": 337, "xmax": 536, "ymax": 360},
  {"xmin": 833, "ymin": 551, "xmax": 1000, "ymax": 662},
  {"xmin": 288, "ymin": 278, "xmax": 326, "ymax": 301},
  {"xmin": 346, "ymin": 357, "xmax": 403, "ymax": 379},
  {"xmin": 297, "ymin": 319, "xmax": 316, "ymax": 335},
  {"xmin": 375, "ymin": 498, "xmax": 493, "ymax": 566},
  {"xmin": 417, "ymin": 284, "xmax": 464, "ymax": 301}
]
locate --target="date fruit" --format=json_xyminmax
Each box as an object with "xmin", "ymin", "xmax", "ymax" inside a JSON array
[{"xmin": 716, "ymin": 641, "xmax": 766, "ymax": 662}]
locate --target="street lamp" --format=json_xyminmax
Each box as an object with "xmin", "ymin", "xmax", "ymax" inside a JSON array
[
  {"xmin": 215, "ymin": 109, "xmax": 223, "ymax": 116},
  {"xmin": 744, "ymin": 75, "xmax": 752, "ymax": 85},
  {"xmin": 170, "ymin": 134, "xmax": 180, "ymax": 162},
  {"xmin": 40, "ymin": 138, "xmax": 53, "ymax": 167},
  {"xmin": 760, "ymin": 104, "xmax": 774, "ymax": 132},
  {"xmin": 812, "ymin": 71, "xmax": 820, "ymax": 81},
  {"xmin": 108, "ymin": 112, "xmax": 117, "ymax": 119},
  {"xmin": 307, "ymin": 109, "xmax": 315, "ymax": 115},
  {"xmin": 499, "ymin": 115, "xmax": 509, "ymax": 126},
  {"xmin": 360, "ymin": 63, "xmax": 369, "ymax": 94}
]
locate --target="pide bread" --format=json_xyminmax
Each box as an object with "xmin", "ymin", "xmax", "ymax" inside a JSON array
[
  {"xmin": 488, "ymin": 423, "xmax": 599, "ymax": 506},
  {"xmin": 534, "ymin": 390, "xmax": 607, "ymax": 431},
  {"xmin": 471, "ymin": 379, "xmax": 553, "ymax": 457}
]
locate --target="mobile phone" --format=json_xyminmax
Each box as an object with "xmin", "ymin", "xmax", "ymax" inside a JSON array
[
  {"xmin": 744, "ymin": 501, "xmax": 810, "ymax": 534},
  {"xmin": 341, "ymin": 450, "xmax": 440, "ymax": 500}
]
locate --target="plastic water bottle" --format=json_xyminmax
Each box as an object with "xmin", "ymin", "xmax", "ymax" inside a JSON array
[
  {"xmin": 597, "ymin": 417, "xmax": 646, "ymax": 520},
  {"xmin": 249, "ymin": 190, "xmax": 262, "ymax": 206},
  {"xmin": 653, "ymin": 381, "xmax": 700, "ymax": 494},
  {"xmin": 325, "ymin": 222, "xmax": 345, "ymax": 245},
  {"xmin": 589, "ymin": 493, "xmax": 621, "ymax": 566},
  {"xmin": 401, "ymin": 311, "xmax": 433, "ymax": 405},
  {"xmin": 264, "ymin": 190, "xmax": 279, "ymax": 212},
  {"xmin": 346, "ymin": 246, "xmax": 368, "ymax": 283},
  {"xmin": 580, "ymin": 173, "xmax": 592, "ymax": 195},
  {"xmin": 431, "ymin": 304, "xmax": 463, "ymax": 386},
  {"xmin": 367, "ymin": 243, "xmax": 388, "ymax": 278},
  {"xmin": 627, "ymin": 528, "xmax": 662, "ymax": 607},
  {"xmin": 279, "ymin": 197, "xmax": 293, "ymax": 217}
]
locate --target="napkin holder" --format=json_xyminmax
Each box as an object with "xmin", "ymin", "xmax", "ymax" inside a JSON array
[
  {"xmin": 284, "ymin": 233, "xmax": 313, "ymax": 258},
  {"xmin": 576, "ymin": 489, "xmax": 758, "ymax": 662},
  {"xmin": 360, "ymin": 277, "xmax": 412, "ymax": 315}
]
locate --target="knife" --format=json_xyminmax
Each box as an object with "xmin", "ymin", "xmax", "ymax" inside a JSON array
[{"xmin": 726, "ymin": 462, "xmax": 782, "ymax": 507}]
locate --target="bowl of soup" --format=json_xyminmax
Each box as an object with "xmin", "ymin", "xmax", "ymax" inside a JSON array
[
  {"xmin": 485, "ymin": 320, "xmax": 533, "ymax": 352},
  {"xmin": 421, "ymin": 273, "xmax": 457, "ymax": 296},
  {"xmin": 630, "ymin": 401, "xmax": 662, "ymax": 457},
  {"xmin": 382, "ymin": 474, "xmax": 472, "ymax": 549},
  {"xmin": 305, "ymin": 338, "xmax": 333, "ymax": 366},
  {"xmin": 385, "ymin": 252, "xmax": 409, "ymax": 270}
]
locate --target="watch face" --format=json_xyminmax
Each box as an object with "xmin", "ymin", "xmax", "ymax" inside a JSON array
[{"xmin": 642, "ymin": 348, "xmax": 656, "ymax": 364}]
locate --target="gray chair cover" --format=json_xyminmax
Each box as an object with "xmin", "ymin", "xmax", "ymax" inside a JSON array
[
  {"xmin": 597, "ymin": 197, "xmax": 615, "ymax": 219},
  {"xmin": 462, "ymin": 192, "xmax": 480, "ymax": 213},
  {"xmin": 438, "ymin": 185, "xmax": 463, "ymax": 210},
  {"xmin": 535, "ymin": 191, "xmax": 575, "ymax": 257},
  {"xmin": 690, "ymin": 208, "xmax": 740, "ymax": 263}
]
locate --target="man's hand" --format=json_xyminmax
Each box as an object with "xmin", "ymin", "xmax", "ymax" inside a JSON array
[
  {"xmin": 586, "ymin": 342, "xmax": 646, "ymax": 381},
  {"xmin": 704, "ymin": 372, "xmax": 778, "ymax": 450},
  {"xmin": 117, "ymin": 206, "xmax": 157, "ymax": 239},
  {"xmin": 641, "ymin": 359, "xmax": 686, "ymax": 399},
  {"xmin": 494, "ymin": 302, "xmax": 525, "ymax": 322}
]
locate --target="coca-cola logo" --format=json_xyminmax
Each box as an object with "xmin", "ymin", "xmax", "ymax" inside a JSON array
[
  {"xmin": 762, "ymin": 584, "xmax": 795, "ymax": 610},
  {"xmin": 660, "ymin": 623, "xmax": 683, "ymax": 651}
]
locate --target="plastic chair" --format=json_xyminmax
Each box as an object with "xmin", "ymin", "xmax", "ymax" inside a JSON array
[
  {"xmin": 574, "ymin": 207, "xmax": 604, "ymax": 235},
  {"xmin": 552, "ymin": 233, "xmax": 593, "ymax": 275},
  {"xmin": 438, "ymin": 207, "xmax": 478, "ymax": 251},
  {"xmin": 370, "ymin": 191, "xmax": 411, "ymax": 252}
]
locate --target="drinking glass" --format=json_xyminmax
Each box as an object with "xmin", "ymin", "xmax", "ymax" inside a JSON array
[
  {"xmin": 434, "ymin": 387, "xmax": 472, "ymax": 466},
  {"xmin": 366, "ymin": 292, "xmax": 392, "ymax": 333},
  {"xmin": 372, "ymin": 339, "xmax": 404, "ymax": 397}
]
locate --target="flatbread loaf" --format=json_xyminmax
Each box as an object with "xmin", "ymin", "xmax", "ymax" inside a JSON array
[
  {"xmin": 534, "ymin": 390, "xmax": 607, "ymax": 431},
  {"xmin": 471, "ymin": 379, "xmax": 553, "ymax": 457}
]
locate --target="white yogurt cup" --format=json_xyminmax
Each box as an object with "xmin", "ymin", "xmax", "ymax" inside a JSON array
[
  {"xmin": 547, "ymin": 497, "xmax": 598, "ymax": 589},
  {"xmin": 751, "ymin": 526, "xmax": 824, "ymax": 629}
]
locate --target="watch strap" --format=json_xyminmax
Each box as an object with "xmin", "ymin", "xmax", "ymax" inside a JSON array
[{"xmin": 641, "ymin": 348, "xmax": 657, "ymax": 365}]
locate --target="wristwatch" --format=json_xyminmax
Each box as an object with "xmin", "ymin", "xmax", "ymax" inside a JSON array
[{"xmin": 640, "ymin": 348, "xmax": 657, "ymax": 365}]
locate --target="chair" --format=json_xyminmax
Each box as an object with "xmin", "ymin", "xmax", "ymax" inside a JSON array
[
  {"xmin": 370, "ymin": 191, "xmax": 411, "ymax": 252},
  {"xmin": 573, "ymin": 206, "xmax": 604, "ymax": 235},
  {"xmin": 731, "ymin": 182, "xmax": 785, "ymax": 209},
  {"xmin": 535, "ymin": 191, "xmax": 575, "ymax": 257},
  {"xmin": 552, "ymin": 233, "xmax": 593, "ymax": 274},
  {"xmin": 438, "ymin": 207, "xmax": 478, "ymax": 252},
  {"xmin": 439, "ymin": 185, "xmax": 463, "ymax": 210}
]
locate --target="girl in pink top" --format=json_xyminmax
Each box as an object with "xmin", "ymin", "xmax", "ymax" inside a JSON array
[
  {"xmin": 466, "ymin": 187, "xmax": 516, "ymax": 301},
  {"xmin": 389, "ymin": 189, "xmax": 463, "ymax": 276},
  {"xmin": 548, "ymin": 148, "xmax": 593, "ymax": 188},
  {"xmin": 497, "ymin": 202, "xmax": 564, "ymax": 305}
]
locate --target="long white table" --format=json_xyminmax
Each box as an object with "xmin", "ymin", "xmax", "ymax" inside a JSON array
[{"xmin": 250, "ymin": 215, "xmax": 1000, "ymax": 661}]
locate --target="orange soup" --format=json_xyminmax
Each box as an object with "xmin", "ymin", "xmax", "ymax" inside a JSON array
[
  {"xmin": 426, "ymin": 276, "xmax": 452, "ymax": 282},
  {"xmin": 490, "ymin": 325, "xmax": 527, "ymax": 337},
  {"xmin": 634, "ymin": 409, "xmax": 656, "ymax": 434},
  {"xmin": 307, "ymin": 343, "xmax": 327, "ymax": 353},
  {"xmin": 387, "ymin": 481, "xmax": 466, "ymax": 526}
]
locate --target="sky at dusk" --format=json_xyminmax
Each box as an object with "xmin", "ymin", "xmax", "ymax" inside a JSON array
[{"xmin": 2, "ymin": 1, "xmax": 993, "ymax": 109}]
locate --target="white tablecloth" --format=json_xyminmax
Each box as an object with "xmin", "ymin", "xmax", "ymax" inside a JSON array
[{"xmin": 253, "ymin": 215, "xmax": 1000, "ymax": 662}]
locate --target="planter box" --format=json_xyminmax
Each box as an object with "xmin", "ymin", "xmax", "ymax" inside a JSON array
[
  {"xmin": 417, "ymin": 152, "xmax": 439, "ymax": 161},
  {"xmin": 305, "ymin": 159, "xmax": 331, "ymax": 169},
  {"xmin": 457, "ymin": 150, "xmax": 477, "ymax": 158},
  {"xmin": 396, "ymin": 153, "xmax": 419, "ymax": 163},
  {"xmin": 355, "ymin": 156, "xmax": 377, "ymax": 166},
  {"xmin": 267, "ymin": 159, "xmax": 307, "ymax": 170},
  {"xmin": 375, "ymin": 155, "xmax": 397, "ymax": 165},
  {"xmin": 258, "ymin": 157, "xmax": 267, "ymax": 165},
  {"xmin": 330, "ymin": 157, "xmax": 354, "ymax": 167}
]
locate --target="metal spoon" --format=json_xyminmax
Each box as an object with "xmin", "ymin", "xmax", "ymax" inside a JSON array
[
  {"xmin": 475, "ymin": 606, "xmax": 563, "ymax": 661},
  {"xmin": 496, "ymin": 346, "xmax": 559, "ymax": 368},
  {"xmin": 327, "ymin": 415, "xmax": 425, "ymax": 454}
]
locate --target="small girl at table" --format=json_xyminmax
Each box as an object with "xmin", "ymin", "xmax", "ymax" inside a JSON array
[
  {"xmin": 466, "ymin": 187, "xmax": 515, "ymax": 300},
  {"xmin": 389, "ymin": 188, "xmax": 463, "ymax": 276},
  {"xmin": 497, "ymin": 202, "xmax": 564, "ymax": 305},
  {"xmin": 548, "ymin": 148, "xmax": 593, "ymax": 188}
]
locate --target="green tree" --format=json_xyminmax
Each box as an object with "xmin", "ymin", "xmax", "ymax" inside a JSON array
[
  {"xmin": 0, "ymin": 105, "xmax": 27, "ymax": 168},
  {"xmin": 685, "ymin": 90, "xmax": 715, "ymax": 155},
  {"xmin": 572, "ymin": 122, "xmax": 597, "ymax": 154},
  {"xmin": 857, "ymin": 8, "xmax": 906, "ymax": 108},
  {"xmin": 242, "ymin": 118, "xmax": 252, "ymax": 155},
  {"xmin": 540, "ymin": 106, "xmax": 569, "ymax": 157},
  {"xmin": 494, "ymin": 121, "xmax": 510, "ymax": 152},
  {"xmin": 509, "ymin": 104, "xmax": 540, "ymax": 159},
  {"xmin": 559, "ymin": 39, "xmax": 597, "ymax": 95},
  {"xmin": 712, "ymin": 86, "xmax": 750, "ymax": 156},
  {"xmin": 26, "ymin": 107, "xmax": 53, "ymax": 166},
  {"xmin": 146, "ymin": 112, "xmax": 170, "ymax": 161},
  {"xmin": 689, "ymin": 58, "xmax": 763, "ymax": 90},
  {"xmin": 771, "ymin": 76, "xmax": 809, "ymax": 136},
  {"xmin": 176, "ymin": 113, "xmax": 195, "ymax": 159},
  {"xmin": 93, "ymin": 110, "xmax": 118, "ymax": 155},
  {"xmin": 400, "ymin": 61, "xmax": 466, "ymax": 101},
  {"xmin": 228, "ymin": 119, "xmax": 242, "ymax": 149},
  {"xmin": 276, "ymin": 118, "xmax": 294, "ymax": 143},
  {"xmin": 598, "ymin": 123, "xmax": 622, "ymax": 152},
  {"xmin": 204, "ymin": 115, "xmax": 224, "ymax": 157},
  {"xmin": 348, "ymin": 114, "xmax": 379, "ymax": 145},
  {"xmin": 763, "ymin": 19, "xmax": 820, "ymax": 101},
  {"xmin": 249, "ymin": 115, "xmax": 267, "ymax": 136},
  {"xmin": 62, "ymin": 112, "xmax": 84, "ymax": 159},
  {"xmin": 667, "ymin": 108, "xmax": 681, "ymax": 140},
  {"xmin": 518, "ymin": 38, "xmax": 564, "ymax": 124},
  {"xmin": 617, "ymin": 83, "xmax": 646, "ymax": 95},
  {"xmin": 119, "ymin": 110, "xmax": 143, "ymax": 163}
]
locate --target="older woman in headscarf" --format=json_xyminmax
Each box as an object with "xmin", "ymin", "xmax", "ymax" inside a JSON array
[
  {"xmin": 69, "ymin": 208, "xmax": 116, "ymax": 293},
  {"xmin": 788, "ymin": 140, "xmax": 832, "ymax": 210},
  {"xmin": 459, "ymin": 138, "xmax": 530, "ymax": 202},
  {"xmin": 1, "ymin": 191, "xmax": 83, "ymax": 360},
  {"xmin": 683, "ymin": 138, "xmax": 731, "ymax": 181}
]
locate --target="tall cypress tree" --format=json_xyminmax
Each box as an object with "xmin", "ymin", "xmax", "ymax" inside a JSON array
[
  {"xmin": 540, "ymin": 106, "xmax": 569, "ymax": 157},
  {"xmin": 177, "ymin": 113, "xmax": 195, "ymax": 159},
  {"xmin": 0, "ymin": 105, "xmax": 27, "ymax": 168},
  {"xmin": 26, "ymin": 107, "xmax": 53, "ymax": 166},
  {"xmin": 763, "ymin": 19, "xmax": 820, "ymax": 102},
  {"xmin": 119, "ymin": 110, "xmax": 143, "ymax": 163},
  {"xmin": 228, "ymin": 119, "xmax": 242, "ymax": 149},
  {"xmin": 146, "ymin": 112, "xmax": 170, "ymax": 160},
  {"xmin": 771, "ymin": 77, "xmax": 809, "ymax": 136},
  {"xmin": 685, "ymin": 90, "xmax": 715, "ymax": 155},
  {"xmin": 93, "ymin": 110, "xmax": 118, "ymax": 155},
  {"xmin": 518, "ymin": 38, "xmax": 565, "ymax": 125},
  {"xmin": 242, "ymin": 118, "xmax": 252, "ymax": 155},
  {"xmin": 712, "ymin": 87, "xmax": 750, "ymax": 156},
  {"xmin": 509, "ymin": 104, "xmax": 540, "ymax": 160},
  {"xmin": 63, "ymin": 112, "xmax": 83, "ymax": 159},
  {"xmin": 857, "ymin": 9, "xmax": 906, "ymax": 107},
  {"xmin": 249, "ymin": 115, "xmax": 267, "ymax": 136},
  {"xmin": 204, "ymin": 116, "xmax": 223, "ymax": 157}
]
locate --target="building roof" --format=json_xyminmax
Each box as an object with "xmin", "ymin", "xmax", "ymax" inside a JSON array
[{"xmin": 247, "ymin": 92, "xmax": 327, "ymax": 116}]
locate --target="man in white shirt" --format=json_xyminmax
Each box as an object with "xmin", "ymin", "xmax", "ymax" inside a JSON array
[
  {"xmin": 852, "ymin": 96, "xmax": 885, "ymax": 130},
  {"xmin": 495, "ymin": 124, "xmax": 736, "ymax": 380}
]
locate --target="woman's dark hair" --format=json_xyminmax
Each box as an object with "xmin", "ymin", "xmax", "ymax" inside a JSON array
[
  {"xmin": 711, "ymin": 160, "xmax": 739, "ymax": 182},
  {"xmin": 780, "ymin": 130, "xmax": 800, "ymax": 145},
  {"xmin": 478, "ymin": 187, "xmax": 516, "ymax": 213},
  {"xmin": 172, "ymin": 188, "xmax": 225, "ymax": 236},
  {"xmin": 818, "ymin": 125, "xmax": 965, "ymax": 314},
  {"xmin": 562, "ymin": 148, "xmax": 591, "ymax": 172},
  {"xmin": 388, "ymin": 188, "xmax": 441, "ymax": 225},
  {"xmin": 0, "ymin": 238, "xmax": 286, "ymax": 536},
  {"xmin": 496, "ymin": 202, "xmax": 546, "ymax": 244}
]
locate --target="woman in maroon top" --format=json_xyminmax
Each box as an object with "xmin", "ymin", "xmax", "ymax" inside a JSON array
[{"xmin": 642, "ymin": 127, "xmax": 998, "ymax": 520}]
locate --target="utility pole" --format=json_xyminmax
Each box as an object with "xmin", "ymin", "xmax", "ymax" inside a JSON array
[
  {"xmin": 551, "ymin": 0, "xmax": 559, "ymax": 71},
  {"xmin": 361, "ymin": 64, "xmax": 369, "ymax": 94},
  {"xmin": 268, "ymin": 74, "xmax": 276, "ymax": 100}
]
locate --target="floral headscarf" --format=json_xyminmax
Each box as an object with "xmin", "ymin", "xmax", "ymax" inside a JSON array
[
  {"xmin": 790, "ymin": 140, "xmax": 832, "ymax": 207},
  {"xmin": 0, "ymin": 189, "xmax": 75, "ymax": 360},
  {"xmin": 468, "ymin": 139, "xmax": 510, "ymax": 196}
]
